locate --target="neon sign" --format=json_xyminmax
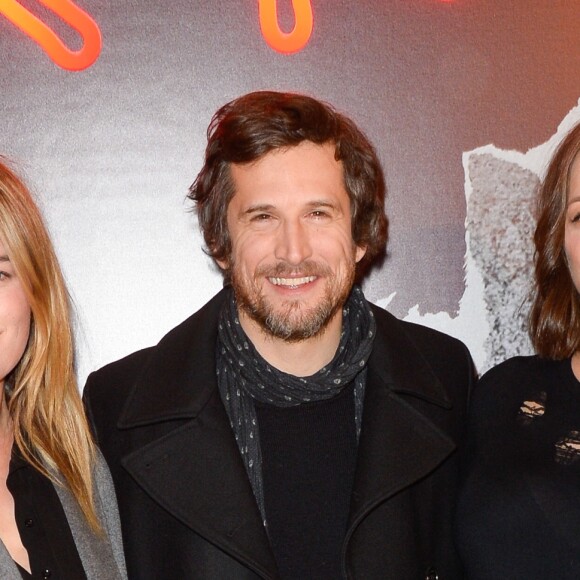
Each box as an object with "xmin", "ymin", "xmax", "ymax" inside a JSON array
[
  {"xmin": 259, "ymin": 0, "xmax": 313, "ymax": 55},
  {"xmin": 1, "ymin": 0, "xmax": 314, "ymax": 70},
  {"xmin": 0, "ymin": 0, "xmax": 101, "ymax": 71},
  {"xmin": 3, "ymin": 0, "xmax": 314, "ymax": 69},
  {"xmin": 1, "ymin": 1, "xmax": 458, "ymax": 71}
]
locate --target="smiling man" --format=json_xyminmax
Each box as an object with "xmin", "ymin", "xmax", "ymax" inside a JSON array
[
  {"xmin": 84, "ymin": 91, "xmax": 474, "ymax": 579},
  {"xmin": 223, "ymin": 140, "xmax": 366, "ymax": 375}
]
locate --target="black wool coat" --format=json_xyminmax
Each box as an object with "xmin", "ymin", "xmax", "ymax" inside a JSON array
[{"xmin": 83, "ymin": 289, "xmax": 474, "ymax": 580}]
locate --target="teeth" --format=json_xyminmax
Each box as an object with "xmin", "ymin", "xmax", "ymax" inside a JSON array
[{"xmin": 269, "ymin": 276, "xmax": 316, "ymax": 287}]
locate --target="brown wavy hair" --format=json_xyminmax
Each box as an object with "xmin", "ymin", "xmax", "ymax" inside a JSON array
[
  {"xmin": 189, "ymin": 91, "xmax": 388, "ymax": 275},
  {"xmin": 529, "ymin": 122, "xmax": 580, "ymax": 359},
  {"xmin": 0, "ymin": 159, "xmax": 100, "ymax": 532}
]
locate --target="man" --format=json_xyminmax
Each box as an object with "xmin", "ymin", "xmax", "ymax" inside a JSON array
[{"xmin": 84, "ymin": 91, "xmax": 474, "ymax": 579}]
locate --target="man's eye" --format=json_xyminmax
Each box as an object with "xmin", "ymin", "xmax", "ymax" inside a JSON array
[
  {"xmin": 571, "ymin": 213, "xmax": 580, "ymax": 223},
  {"xmin": 0, "ymin": 271, "xmax": 9, "ymax": 281},
  {"xmin": 249, "ymin": 213, "xmax": 275, "ymax": 223},
  {"xmin": 310, "ymin": 210, "xmax": 329, "ymax": 218}
]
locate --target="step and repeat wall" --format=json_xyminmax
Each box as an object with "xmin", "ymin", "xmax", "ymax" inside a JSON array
[{"xmin": 2, "ymin": 0, "xmax": 580, "ymax": 384}]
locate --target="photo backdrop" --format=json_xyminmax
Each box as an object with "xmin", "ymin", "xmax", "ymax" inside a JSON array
[{"xmin": 2, "ymin": 0, "xmax": 580, "ymax": 384}]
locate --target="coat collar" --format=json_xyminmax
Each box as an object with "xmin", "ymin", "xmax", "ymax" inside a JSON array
[
  {"xmin": 343, "ymin": 305, "xmax": 457, "ymax": 537},
  {"xmin": 121, "ymin": 390, "xmax": 278, "ymax": 578},
  {"xmin": 119, "ymin": 291, "xmax": 452, "ymax": 429},
  {"xmin": 368, "ymin": 303, "xmax": 452, "ymax": 408},
  {"xmin": 118, "ymin": 289, "xmax": 229, "ymax": 428}
]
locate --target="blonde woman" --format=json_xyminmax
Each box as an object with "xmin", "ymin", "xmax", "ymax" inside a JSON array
[{"xmin": 0, "ymin": 160, "xmax": 126, "ymax": 579}]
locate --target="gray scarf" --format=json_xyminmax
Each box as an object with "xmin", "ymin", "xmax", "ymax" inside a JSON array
[{"xmin": 216, "ymin": 285, "xmax": 376, "ymax": 523}]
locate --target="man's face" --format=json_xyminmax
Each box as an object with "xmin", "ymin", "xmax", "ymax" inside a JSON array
[{"xmin": 219, "ymin": 141, "xmax": 366, "ymax": 341}]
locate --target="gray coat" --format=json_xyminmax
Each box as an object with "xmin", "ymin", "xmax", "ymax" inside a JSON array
[{"xmin": 0, "ymin": 451, "xmax": 127, "ymax": 580}]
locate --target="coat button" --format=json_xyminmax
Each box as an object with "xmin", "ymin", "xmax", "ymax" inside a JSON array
[
  {"xmin": 42, "ymin": 570, "xmax": 52, "ymax": 579},
  {"xmin": 425, "ymin": 567, "xmax": 439, "ymax": 580}
]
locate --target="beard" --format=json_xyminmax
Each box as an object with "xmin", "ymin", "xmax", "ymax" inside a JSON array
[{"xmin": 231, "ymin": 257, "xmax": 356, "ymax": 342}]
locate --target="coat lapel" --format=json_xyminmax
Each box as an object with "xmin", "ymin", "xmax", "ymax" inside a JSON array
[
  {"xmin": 116, "ymin": 289, "xmax": 278, "ymax": 578},
  {"xmin": 53, "ymin": 475, "xmax": 126, "ymax": 580},
  {"xmin": 0, "ymin": 540, "xmax": 22, "ymax": 578},
  {"xmin": 347, "ymin": 306, "xmax": 456, "ymax": 530},
  {"xmin": 121, "ymin": 392, "xmax": 277, "ymax": 578}
]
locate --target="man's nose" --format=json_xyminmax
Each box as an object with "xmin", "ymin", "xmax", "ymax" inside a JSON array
[{"xmin": 274, "ymin": 219, "xmax": 313, "ymax": 265}]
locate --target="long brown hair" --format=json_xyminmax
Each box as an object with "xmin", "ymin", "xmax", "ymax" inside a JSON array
[
  {"xmin": 0, "ymin": 159, "xmax": 100, "ymax": 532},
  {"xmin": 529, "ymin": 123, "xmax": 580, "ymax": 358}
]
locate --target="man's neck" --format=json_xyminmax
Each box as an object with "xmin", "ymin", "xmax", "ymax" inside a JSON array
[{"xmin": 238, "ymin": 311, "xmax": 343, "ymax": 377}]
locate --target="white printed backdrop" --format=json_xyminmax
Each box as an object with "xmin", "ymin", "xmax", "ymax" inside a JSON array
[{"xmin": 1, "ymin": 0, "xmax": 580, "ymax": 385}]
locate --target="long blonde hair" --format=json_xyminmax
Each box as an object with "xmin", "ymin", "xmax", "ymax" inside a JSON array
[{"xmin": 0, "ymin": 159, "xmax": 100, "ymax": 532}]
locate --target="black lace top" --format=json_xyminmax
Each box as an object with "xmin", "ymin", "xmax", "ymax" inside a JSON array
[{"xmin": 456, "ymin": 356, "xmax": 580, "ymax": 579}]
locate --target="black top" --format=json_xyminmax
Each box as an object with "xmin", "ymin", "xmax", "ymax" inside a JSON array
[
  {"xmin": 255, "ymin": 382, "xmax": 358, "ymax": 579},
  {"xmin": 456, "ymin": 356, "xmax": 580, "ymax": 579},
  {"xmin": 6, "ymin": 454, "xmax": 87, "ymax": 580}
]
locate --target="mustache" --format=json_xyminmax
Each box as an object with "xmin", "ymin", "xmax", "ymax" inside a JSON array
[{"xmin": 255, "ymin": 260, "xmax": 332, "ymax": 278}]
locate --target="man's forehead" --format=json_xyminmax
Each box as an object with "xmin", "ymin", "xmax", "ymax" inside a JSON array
[
  {"xmin": 230, "ymin": 142, "xmax": 341, "ymax": 178},
  {"xmin": 230, "ymin": 140, "xmax": 339, "ymax": 168}
]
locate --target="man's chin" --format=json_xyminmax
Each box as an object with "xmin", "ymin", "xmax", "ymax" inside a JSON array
[
  {"xmin": 249, "ymin": 304, "xmax": 337, "ymax": 342},
  {"xmin": 260, "ymin": 321, "xmax": 328, "ymax": 343},
  {"xmin": 233, "ymin": 273, "xmax": 352, "ymax": 341}
]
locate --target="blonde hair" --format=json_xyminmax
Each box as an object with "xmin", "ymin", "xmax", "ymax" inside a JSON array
[{"xmin": 0, "ymin": 159, "xmax": 100, "ymax": 532}]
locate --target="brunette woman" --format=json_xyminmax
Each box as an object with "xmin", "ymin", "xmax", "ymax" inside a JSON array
[{"xmin": 457, "ymin": 122, "xmax": 580, "ymax": 578}]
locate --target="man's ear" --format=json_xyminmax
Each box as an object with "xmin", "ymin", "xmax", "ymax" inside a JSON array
[
  {"xmin": 355, "ymin": 245, "xmax": 367, "ymax": 263},
  {"xmin": 216, "ymin": 257, "xmax": 229, "ymax": 271}
]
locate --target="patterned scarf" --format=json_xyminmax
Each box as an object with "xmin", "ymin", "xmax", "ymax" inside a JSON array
[{"xmin": 216, "ymin": 285, "xmax": 376, "ymax": 523}]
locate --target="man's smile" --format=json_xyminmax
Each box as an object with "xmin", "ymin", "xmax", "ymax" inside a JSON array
[{"xmin": 267, "ymin": 275, "xmax": 317, "ymax": 288}]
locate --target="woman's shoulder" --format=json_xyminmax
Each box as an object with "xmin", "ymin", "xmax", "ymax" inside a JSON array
[
  {"xmin": 479, "ymin": 355, "xmax": 563, "ymax": 392},
  {"xmin": 470, "ymin": 355, "xmax": 569, "ymax": 423}
]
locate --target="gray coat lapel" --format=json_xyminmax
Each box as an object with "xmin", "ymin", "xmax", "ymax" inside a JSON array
[
  {"xmin": 0, "ymin": 454, "xmax": 127, "ymax": 580},
  {"xmin": 0, "ymin": 541, "xmax": 22, "ymax": 579},
  {"xmin": 53, "ymin": 453, "xmax": 127, "ymax": 580}
]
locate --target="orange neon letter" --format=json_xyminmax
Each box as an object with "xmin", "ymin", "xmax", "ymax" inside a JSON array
[
  {"xmin": 258, "ymin": 0, "xmax": 313, "ymax": 54},
  {"xmin": 0, "ymin": 0, "xmax": 101, "ymax": 71}
]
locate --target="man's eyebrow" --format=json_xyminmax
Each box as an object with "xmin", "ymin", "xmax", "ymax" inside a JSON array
[
  {"xmin": 242, "ymin": 204, "xmax": 276, "ymax": 215},
  {"xmin": 0, "ymin": 255, "xmax": 9, "ymax": 262},
  {"xmin": 305, "ymin": 200, "xmax": 339, "ymax": 209},
  {"xmin": 568, "ymin": 196, "xmax": 580, "ymax": 207}
]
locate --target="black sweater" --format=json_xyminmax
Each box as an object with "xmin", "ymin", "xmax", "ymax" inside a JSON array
[
  {"xmin": 456, "ymin": 356, "xmax": 580, "ymax": 579},
  {"xmin": 256, "ymin": 382, "xmax": 358, "ymax": 579}
]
